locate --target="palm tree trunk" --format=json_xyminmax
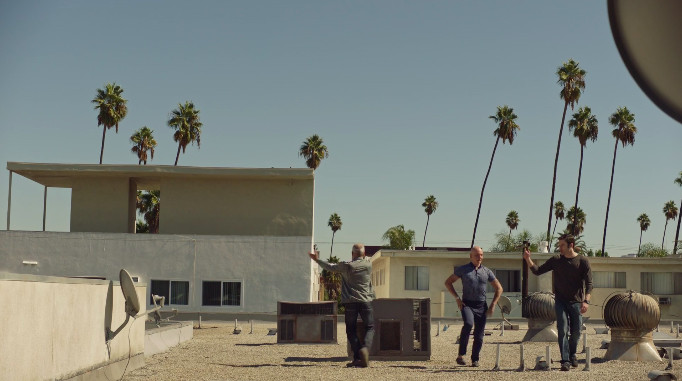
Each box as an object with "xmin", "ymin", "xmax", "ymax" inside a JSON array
[
  {"xmin": 674, "ymin": 201, "xmax": 681, "ymax": 254},
  {"xmin": 638, "ymin": 229, "xmax": 643, "ymax": 255},
  {"xmin": 174, "ymin": 143, "xmax": 182, "ymax": 166},
  {"xmin": 99, "ymin": 126, "xmax": 107, "ymax": 164},
  {"xmin": 663, "ymin": 220, "xmax": 669, "ymax": 250},
  {"xmin": 573, "ymin": 146, "xmax": 584, "ymax": 236},
  {"xmin": 471, "ymin": 137, "xmax": 500, "ymax": 247},
  {"xmin": 551, "ymin": 219, "xmax": 559, "ymax": 244},
  {"xmin": 330, "ymin": 231, "xmax": 335, "ymax": 258},
  {"xmin": 547, "ymin": 102, "xmax": 569, "ymax": 242},
  {"xmin": 508, "ymin": 229, "xmax": 512, "ymax": 241},
  {"xmin": 601, "ymin": 138, "xmax": 620, "ymax": 254},
  {"xmin": 422, "ymin": 214, "xmax": 430, "ymax": 247}
]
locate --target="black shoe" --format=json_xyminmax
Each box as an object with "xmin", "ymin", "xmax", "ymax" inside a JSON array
[
  {"xmin": 570, "ymin": 355, "xmax": 578, "ymax": 368},
  {"xmin": 346, "ymin": 359, "xmax": 361, "ymax": 368},
  {"xmin": 456, "ymin": 357, "xmax": 466, "ymax": 366},
  {"xmin": 358, "ymin": 347, "xmax": 370, "ymax": 368},
  {"xmin": 560, "ymin": 362, "xmax": 570, "ymax": 371},
  {"xmin": 471, "ymin": 361, "xmax": 480, "ymax": 367}
]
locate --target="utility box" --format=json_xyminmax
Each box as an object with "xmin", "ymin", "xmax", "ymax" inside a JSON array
[{"xmin": 277, "ymin": 301, "xmax": 337, "ymax": 343}]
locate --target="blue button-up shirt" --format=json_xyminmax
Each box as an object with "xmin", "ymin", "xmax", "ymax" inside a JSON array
[{"xmin": 454, "ymin": 262, "xmax": 496, "ymax": 302}]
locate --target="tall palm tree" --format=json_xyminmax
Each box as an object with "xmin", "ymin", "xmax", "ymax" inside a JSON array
[
  {"xmin": 637, "ymin": 213, "xmax": 651, "ymax": 255},
  {"xmin": 505, "ymin": 210, "xmax": 520, "ymax": 241},
  {"xmin": 382, "ymin": 225, "xmax": 415, "ymax": 250},
  {"xmin": 662, "ymin": 201, "xmax": 679, "ymax": 250},
  {"xmin": 674, "ymin": 172, "xmax": 682, "ymax": 254},
  {"xmin": 136, "ymin": 190, "xmax": 160, "ymax": 233},
  {"xmin": 421, "ymin": 195, "xmax": 438, "ymax": 246},
  {"xmin": 566, "ymin": 206, "xmax": 586, "ymax": 236},
  {"xmin": 550, "ymin": 201, "xmax": 566, "ymax": 247},
  {"xmin": 568, "ymin": 106, "xmax": 598, "ymax": 232},
  {"xmin": 601, "ymin": 107, "xmax": 637, "ymax": 253},
  {"xmin": 327, "ymin": 213, "xmax": 342, "ymax": 258},
  {"xmin": 471, "ymin": 105, "xmax": 520, "ymax": 247},
  {"xmin": 299, "ymin": 134, "xmax": 329, "ymax": 170},
  {"xmin": 168, "ymin": 101, "xmax": 202, "ymax": 166},
  {"xmin": 547, "ymin": 59, "xmax": 586, "ymax": 244},
  {"xmin": 130, "ymin": 127, "xmax": 157, "ymax": 165},
  {"xmin": 92, "ymin": 83, "xmax": 128, "ymax": 164}
]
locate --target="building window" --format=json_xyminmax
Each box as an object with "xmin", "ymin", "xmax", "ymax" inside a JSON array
[
  {"xmin": 202, "ymin": 281, "xmax": 242, "ymax": 306},
  {"xmin": 593, "ymin": 272, "xmax": 626, "ymax": 288},
  {"xmin": 405, "ymin": 266, "xmax": 429, "ymax": 291},
  {"xmin": 151, "ymin": 280, "xmax": 189, "ymax": 305},
  {"xmin": 641, "ymin": 273, "xmax": 682, "ymax": 295},
  {"xmin": 495, "ymin": 270, "xmax": 521, "ymax": 292}
]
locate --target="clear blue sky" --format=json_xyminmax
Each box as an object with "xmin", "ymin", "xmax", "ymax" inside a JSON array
[{"xmin": 1, "ymin": 1, "xmax": 679, "ymax": 260}]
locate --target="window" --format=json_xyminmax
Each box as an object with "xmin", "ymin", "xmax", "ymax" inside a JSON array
[
  {"xmin": 151, "ymin": 280, "xmax": 189, "ymax": 305},
  {"xmin": 495, "ymin": 270, "xmax": 521, "ymax": 292},
  {"xmin": 202, "ymin": 281, "xmax": 242, "ymax": 306},
  {"xmin": 593, "ymin": 271, "xmax": 626, "ymax": 288},
  {"xmin": 405, "ymin": 266, "xmax": 429, "ymax": 291},
  {"xmin": 641, "ymin": 273, "xmax": 682, "ymax": 295}
]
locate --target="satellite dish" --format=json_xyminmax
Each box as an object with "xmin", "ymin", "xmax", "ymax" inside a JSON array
[
  {"xmin": 498, "ymin": 296, "xmax": 512, "ymax": 315},
  {"xmin": 608, "ymin": 0, "xmax": 682, "ymax": 123},
  {"xmin": 120, "ymin": 269, "xmax": 140, "ymax": 317}
]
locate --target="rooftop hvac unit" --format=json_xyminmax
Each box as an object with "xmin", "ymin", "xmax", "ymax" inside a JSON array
[
  {"xmin": 350, "ymin": 298, "xmax": 431, "ymax": 360},
  {"xmin": 277, "ymin": 301, "xmax": 337, "ymax": 343}
]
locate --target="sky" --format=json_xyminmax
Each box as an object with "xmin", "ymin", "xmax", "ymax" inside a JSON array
[{"xmin": 0, "ymin": 1, "xmax": 679, "ymax": 261}]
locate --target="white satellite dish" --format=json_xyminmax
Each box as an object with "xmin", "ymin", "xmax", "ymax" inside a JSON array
[
  {"xmin": 120, "ymin": 269, "xmax": 141, "ymax": 317},
  {"xmin": 498, "ymin": 296, "xmax": 512, "ymax": 315}
]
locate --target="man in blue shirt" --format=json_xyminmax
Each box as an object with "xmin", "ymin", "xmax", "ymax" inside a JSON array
[{"xmin": 444, "ymin": 246, "xmax": 503, "ymax": 367}]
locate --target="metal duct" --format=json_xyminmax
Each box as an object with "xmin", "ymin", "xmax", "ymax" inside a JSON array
[
  {"xmin": 604, "ymin": 291, "xmax": 660, "ymax": 330},
  {"xmin": 522, "ymin": 292, "xmax": 556, "ymax": 321}
]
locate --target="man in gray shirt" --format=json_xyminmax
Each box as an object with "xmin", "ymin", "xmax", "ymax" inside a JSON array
[{"xmin": 310, "ymin": 243, "xmax": 375, "ymax": 368}]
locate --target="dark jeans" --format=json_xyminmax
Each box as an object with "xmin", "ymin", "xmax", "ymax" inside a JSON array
[
  {"xmin": 459, "ymin": 300, "xmax": 487, "ymax": 362},
  {"xmin": 345, "ymin": 301, "xmax": 375, "ymax": 360},
  {"xmin": 555, "ymin": 298, "xmax": 582, "ymax": 363}
]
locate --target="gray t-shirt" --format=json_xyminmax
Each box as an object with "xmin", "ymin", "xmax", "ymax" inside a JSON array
[
  {"xmin": 315, "ymin": 257, "xmax": 375, "ymax": 303},
  {"xmin": 454, "ymin": 262, "xmax": 496, "ymax": 302}
]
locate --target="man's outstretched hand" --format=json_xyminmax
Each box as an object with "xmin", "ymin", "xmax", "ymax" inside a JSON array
[{"xmin": 308, "ymin": 251, "xmax": 319, "ymax": 261}]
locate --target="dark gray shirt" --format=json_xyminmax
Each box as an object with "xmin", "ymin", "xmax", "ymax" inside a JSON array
[
  {"xmin": 530, "ymin": 254, "xmax": 593, "ymax": 303},
  {"xmin": 315, "ymin": 257, "xmax": 375, "ymax": 303},
  {"xmin": 454, "ymin": 262, "xmax": 496, "ymax": 302}
]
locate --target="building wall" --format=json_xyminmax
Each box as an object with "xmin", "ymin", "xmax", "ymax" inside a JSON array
[
  {"xmin": 159, "ymin": 177, "xmax": 313, "ymax": 236},
  {"xmin": 70, "ymin": 177, "xmax": 131, "ymax": 233},
  {"xmin": 0, "ymin": 231, "xmax": 313, "ymax": 314},
  {"xmin": 0, "ymin": 272, "xmax": 145, "ymax": 380}
]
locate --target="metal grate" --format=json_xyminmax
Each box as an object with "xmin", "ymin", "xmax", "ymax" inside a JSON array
[
  {"xmin": 280, "ymin": 302, "xmax": 334, "ymax": 315},
  {"xmin": 278, "ymin": 319, "xmax": 294, "ymax": 341},
  {"xmin": 321, "ymin": 320, "xmax": 334, "ymax": 341}
]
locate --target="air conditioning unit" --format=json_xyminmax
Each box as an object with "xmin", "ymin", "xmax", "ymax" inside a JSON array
[
  {"xmin": 350, "ymin": 298, "xmax": 431, "ymax": 360},
  {"xmin": 277, "ymin": 301, "xmax": 337, "ymax": 343},
  {"xmin": 658, "ymin": 297, "xmax": 672, "ymax": 305}
]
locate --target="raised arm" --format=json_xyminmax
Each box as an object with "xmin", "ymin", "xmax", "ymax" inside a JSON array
[{"xmin": 309, "ymin": 251, "xmax": 348, "ymax": 273}]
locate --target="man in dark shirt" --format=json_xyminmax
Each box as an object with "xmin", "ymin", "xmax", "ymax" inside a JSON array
[
  {"xmin": 523, "ymin": 233, "xmax": 592, "ymax": 371},
  {"xmin": 444, "ymin": 246, "xmax": 503, "ymax": 367}
]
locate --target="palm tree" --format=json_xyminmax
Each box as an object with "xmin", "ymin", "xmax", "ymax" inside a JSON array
[
  {"xmin": 568, "ymin": 106, "xmax": 598, "ymax": 232},
  {"xmin": 299, "ymin": 134, "xmax": 329, "ymax": 170},
  {"xmin": 327, "ymin": 213, "xmax": 342, "ymax": 258},
  {"xmin": 130, "ymin": 127, "xmax": 157, "ymax": 165},
  {"xmin": 136, "ymin": 190, "xmax": 160, "ymax": 233},
  {"xmin": 382, "ymin": 225, "xmax": 415, "ymax": 250},
  {"xmin": 168, "ymin": 101, "xmax": 202, "ymax": 166},
  {"xmin": 92, "ymin": 83, "xmax": 128, "ymax": 164},
  {"xmin": 637, "ymin": 213, "xmax": 651, "ymax": 255},
  {"xmin": 601, "ymin": 107, "xmax": 637, "ymax": 254},
  {"xmin": 550, "ymin": 201, "xmax": 566, "ymax": 247},
  {"xmin": 505, "ymin": 211, "xmax": 520, "ymax": 241},
  {"xmin": 674, "ymin": 172, "xmax": 682, "ymax": 254},
  {"xmin": 662, "ymin": 201, "xmax": 679, "ymax": 250},
  {"xmin": 566, "ymin": 206, "xmax": 586, "ymax": 236},
  {"xmin": 471, "ymin": 105, "xmax": 520, "ymax": 247},
  {"xmin": 547, "ymin": 59, "xmax": 586, "ymax": 244},
  {"xmin": 421, "ymin": 195, "xmax": 438, "ymax": 246}
]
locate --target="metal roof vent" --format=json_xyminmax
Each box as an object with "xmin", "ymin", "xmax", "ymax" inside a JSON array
[
  {"xmin": 604, "ymin": 290, "xmax": 661, "ymax": 361},
  {"xmin": 522, "ymin": 292, "xmax": 558, "ymax": 342}
]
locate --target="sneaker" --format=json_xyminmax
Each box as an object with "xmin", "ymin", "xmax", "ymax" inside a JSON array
[
  {"xmin": 346, "ymin": 360, "xmax": 361, "ymax": 368},
  {"xmin": 471, "ymin": 361, "xmax": 480, "ymax": 367},
  {"xmin": 358, "ymin": 347, "xmax": 370, "ymax": 368},
  {"xmin": 456, "ymin": 357, "xmax": 466, "ymax": 366},
  {"xmin": 560, "ymin": 362, "xmax": 570, "ymax": 371},
  {"xmin": 570, "ymin": 355, "xmax": 578, "ymax": 368}
]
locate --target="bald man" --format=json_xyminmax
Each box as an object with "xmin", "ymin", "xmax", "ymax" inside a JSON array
[{"xmin": 444, "ymin": 246, "xmax": 503, "ymax": 367}]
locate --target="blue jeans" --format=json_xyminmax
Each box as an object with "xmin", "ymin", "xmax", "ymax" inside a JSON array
[
  {"xmin": 345, "ymin": 302, "xmax": 374, "ymax": 361},
  {"xmin": 555, "ymin": 299, "xmax": 582, "ymax": 363},
  {"xmin": 459, "ymin": 300, "xmax": 487, "ymax": 362}
]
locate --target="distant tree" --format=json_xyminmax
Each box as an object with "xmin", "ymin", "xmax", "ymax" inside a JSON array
[
  {"xmin": 584, "ymin": 248, "xmax": 608, "ymax": 257},
  {"xmin": 550, "ymin": 201, "xmax": 566, "ymax": 247},
  {"xmin": 566, "ymin": 206, "xmax": 586, "ymax": 236},
  {"xmin": 421, "ymin": 195, "xmax": 439, "ymax": 246},
  {"xmin": 489, "ymin": 229, "xmax": 544, "ymax": 253},
  {"xmin": 135, "ymin": 220, "xmax": 149, "ymax": 233},
  {"xmin": 382, "ymin": 225, "xmax": 415, "ymax": 250},
  {"xmin": 638, "ymin": 242, "xmax": 669, "ymax": 258},
  {"xmin": 299, "ymin": 134, "xmax": 329, "ymax": 170},
  {"xmin": 321, "ymin": 255, "xmax": 341, "ymax": 302},
  {"xmin": 636, "ymin": 213, "xmax": 651, "ymax": 255},
  {"xmin": 130, "ymin": 126, "xmax": 157, "ymax": 165},
  {"xmin": 92, "ymin": 83, "xmax": 128, "ymax": 164},
  {"xmin": 674, "ymin": 172, "xmax": 682, "ymax": 255},
  {"xmin": 662, "ymin": 200, "xmax": 679, "ymax": 250},
  {"xmin": 601, "ymin": 106, "xmax": 637, "ymax": 254},
  {"xmin": 137, "ymin": 190, "xmax": 160, "ymax": 234},
  {"xmin": 568, "ymin": 106, "xmax": 598, "ymax": 234},
  {"xmin": 327, "ymin": 213, "xmax": 342, "ymax": 258},
  {"xmin": 168, "ymin": 101, "xmax": 202, "ymax": 166},
  {"xmin": 471, "ymin": 105, "xmax": 520, "ymax": 247},
  {"xmin": 505, "ymin": 210, "xmax": 520, "ymax": 241},
  {"xmin": 548, "ymin": 59, "xmax": 586, "ymax": 244}
]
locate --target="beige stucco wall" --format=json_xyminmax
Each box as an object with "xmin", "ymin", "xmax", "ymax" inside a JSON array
[
  {"xmin": 0, "ymin": 273, "xmax": 145, "ymax": 380},
  {"xmin": 71, "ymin": 177, "xmax": 132, "ymax": 233}
]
